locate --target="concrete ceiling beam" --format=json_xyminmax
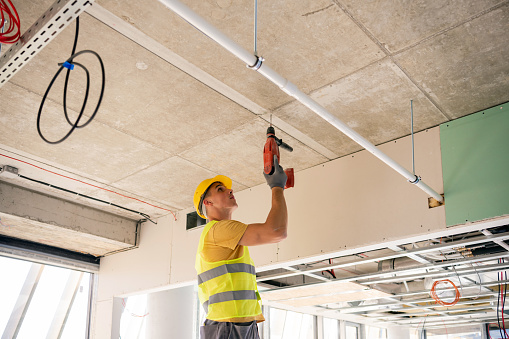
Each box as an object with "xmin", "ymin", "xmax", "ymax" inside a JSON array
[{"xmin": 0, "ymin": 181, "xmax": 138, "ymax": 256}]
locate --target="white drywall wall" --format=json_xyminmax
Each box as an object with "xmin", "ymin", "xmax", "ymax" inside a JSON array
[{"xmin": 93, "ymin": 214, "xmax": 174, "ymax": 338}]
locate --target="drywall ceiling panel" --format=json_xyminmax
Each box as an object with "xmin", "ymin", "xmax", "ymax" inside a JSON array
[
  {"xmin": 7, "ymin": 13, "xmax": 256, "ymax": 156},
  {"xmin": 274, "ymin": 58, "xmax": 446, "ymax": 157},
  {"xmin": 0, "ymin": 82, "xmax": 170, "ymax": 183},
  {"xmin": 394, "ymin": 5, "xmax": 509, "ymax": 118},
  {"xmin": 260, "ymin": 280, "xmax": 391, "ymax": 307},
  {"xmin": 180, "ymin": 118, "xmax": 328, "ymax": 188},
  {"xmin": 262, "ymin": 280, "xmax": 368, "ymax": 301},
  {"xmin": 441, "ymin": 103, "xmax": 509, "ymax": 226},
  {"xmin": 339, "ymin": 0, "xmax": 505, "ymax": 53},
  {"xmin": 111, "ymin": 156, "xmax": 246, "ymax": 210},
  {"xmin": 276, "ymin": 289, "xmax": 390, "ymax": 307},
  {"xmin": 97, "ymin": 0, "xmax": 385, "ymax": 110}
]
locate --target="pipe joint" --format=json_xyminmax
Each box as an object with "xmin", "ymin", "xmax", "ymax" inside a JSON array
[
  {"xmin": 247, "ymin": 55, "xmax": 264, "ymax": 71},
  {"xmin": 408, "ymin": 175, "xmax": 421, "ymax": 185}
]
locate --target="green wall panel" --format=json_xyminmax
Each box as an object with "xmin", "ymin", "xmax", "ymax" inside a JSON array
[{"xmin": 441, "ymin": 102, "xmax": 509, "ymax": 226}]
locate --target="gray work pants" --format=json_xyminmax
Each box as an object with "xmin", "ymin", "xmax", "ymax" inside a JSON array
[{"xmin": 200, "ymin": 319, "xmax": 260, "ymax": 339}]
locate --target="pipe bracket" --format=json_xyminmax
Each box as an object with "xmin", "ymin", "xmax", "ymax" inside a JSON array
[
  {"xmin": 408, "ymin": 175, "xmax": 421, "ymax": 185},
  {"xmin": 247, "ymin": 55, "xmax": 264, "ymax": 71}
]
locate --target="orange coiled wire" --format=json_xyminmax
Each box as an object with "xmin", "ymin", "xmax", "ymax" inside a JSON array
[
  {"xmin": 431, "ymin": 279, "xmax": 461, "ymax": 306},
  {"xmin": 1, "ymin": 0, "xmax": 20, "ymax": 44}
]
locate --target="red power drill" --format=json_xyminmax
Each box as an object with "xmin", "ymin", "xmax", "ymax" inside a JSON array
[{"xmin": 263, "ymin": 126, "xmax": 294, "ymax": 189}]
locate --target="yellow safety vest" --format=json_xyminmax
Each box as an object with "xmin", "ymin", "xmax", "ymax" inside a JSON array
[{"xmin": 195, "ymin": 220, "xmax": 262, "ymax": 321}]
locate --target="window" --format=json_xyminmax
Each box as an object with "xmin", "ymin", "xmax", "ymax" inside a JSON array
[
  {"xmin": 366, "ymin": 325, "xmax": 387, "ymax": 339},
  {"xmin": 270, "ymin": 308, "xmax": 314, "ymax": 339},
  {"xmin": 0, "ymin": 255, "xmax": 93, "ymax": 339},
  {"xmin": 115, "ymin": 286, "xmax": 196, "ymax": 338},
  {"xmin": 345, "ymin": 322, "xmax": 360, "ymax": 339},
  {"xmin": 426, "ymin": 325, "xmax": 481, "ymax": 339},
  {"xmin": 118, "ymin": 294, "xmax": 149, "ymax": 339},
  {"xmin": 186, "ymin": 211, "xmax": 207, "ymax": 230},
  {"xmin": 323, "ymin": 317, "xmax": 339, "ymax": 339}
]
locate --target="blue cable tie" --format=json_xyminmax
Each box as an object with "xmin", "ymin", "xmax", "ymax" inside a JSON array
[{"xmin": 62, "ymin": 61, "xmax": 74, "ymax": 70}]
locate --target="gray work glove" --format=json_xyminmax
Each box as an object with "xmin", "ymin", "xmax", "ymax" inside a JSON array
[{"xmin": 264, "ymin": 155, "xmax": 287, "ymax": 189}]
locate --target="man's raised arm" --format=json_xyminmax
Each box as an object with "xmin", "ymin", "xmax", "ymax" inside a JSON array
[{"xmin": 239, "ymin": 156, "xmax": 288, "ymax": 246}]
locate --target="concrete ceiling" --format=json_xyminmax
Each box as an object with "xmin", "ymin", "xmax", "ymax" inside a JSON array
[{"xmin": 1, "ymin": 0, "xmax": 508, "ymax": 223}]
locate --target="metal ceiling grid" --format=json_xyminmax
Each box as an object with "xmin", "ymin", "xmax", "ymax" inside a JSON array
[{"xmin": 258, "ymin": 224, "xmax": 509, "ymax": 329}]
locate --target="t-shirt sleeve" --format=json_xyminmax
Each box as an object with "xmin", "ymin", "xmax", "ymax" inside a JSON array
[{"xmin": 210, "ymin": 220, "xmax": 248, "ymax": 250}]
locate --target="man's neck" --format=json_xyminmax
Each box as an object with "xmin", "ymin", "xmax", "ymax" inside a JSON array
[{"xmin": 208, "ymin": 210, "xmax": 233, "ymax": 221}]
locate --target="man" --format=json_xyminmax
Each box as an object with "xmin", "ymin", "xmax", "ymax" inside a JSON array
[{"xmin": 193, "ymin": 156, "xmax": 288, "ymax": 339}]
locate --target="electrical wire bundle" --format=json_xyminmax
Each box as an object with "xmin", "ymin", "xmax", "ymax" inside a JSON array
[
  {"xmin": 0, "ymin": 0, "xmax": 20, "ymax": 46},
  {"xmin": 325, "ymin": 258, "xmax": 336, "ymax": 278},
  {"xmin": 430, "ymin": 279, "xmax": 460, "ymax": 306},
  {"xmin": 496, "ymin": 258, "xmax": 508, "ymax": 338},
  {"xmin": 37, "ymin": 16, "xmax": 105, "ymax": 144}
]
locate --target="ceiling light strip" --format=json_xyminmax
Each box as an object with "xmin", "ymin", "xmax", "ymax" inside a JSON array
[{"xmin": 0, "ymin": 0, "xmax": 95, "ymax": 87}]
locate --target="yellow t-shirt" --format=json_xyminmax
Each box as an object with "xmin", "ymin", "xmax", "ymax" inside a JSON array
[{"xmin": 200, "ymin": 219, "xmax": 265, "ymax": 323}]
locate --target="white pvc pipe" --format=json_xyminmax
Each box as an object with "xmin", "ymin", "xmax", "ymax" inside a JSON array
[{"xmin": 158, "ymin": 0, "xmax": 444, "ymax": 203}]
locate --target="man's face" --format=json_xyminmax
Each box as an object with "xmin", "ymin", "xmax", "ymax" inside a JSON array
[{"xmin": 205, "ymin": 182, "xmax": 237, "ymax": 211}]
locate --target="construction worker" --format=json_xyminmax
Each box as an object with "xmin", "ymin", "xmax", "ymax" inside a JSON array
[{"xmin": 193, "ymin": 155, "xmax": 288, "ymax": 339}]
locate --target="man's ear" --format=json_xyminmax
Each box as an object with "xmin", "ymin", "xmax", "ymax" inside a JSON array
[{"xmin": 203, "ymin": 198, "xmax": 212, "ymax": 207}]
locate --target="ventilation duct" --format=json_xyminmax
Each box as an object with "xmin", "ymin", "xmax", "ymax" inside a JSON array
[{"xmin": 378, "ymin": 257, "xmax": 422, "ymax": 272}]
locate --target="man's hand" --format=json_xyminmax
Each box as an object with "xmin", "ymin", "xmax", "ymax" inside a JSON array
[{"xmin": 264, "ymin": 155, "xmax": 287, "ymax": 189}]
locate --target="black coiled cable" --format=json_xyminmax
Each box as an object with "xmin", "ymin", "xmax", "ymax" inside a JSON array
[{"xmin": 37, "ymin": 17, "xmax": 105, "ymax": 144}]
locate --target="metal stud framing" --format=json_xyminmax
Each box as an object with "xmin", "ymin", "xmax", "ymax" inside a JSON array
[{"xmin": 258, "ymin": 224, "xmax": 509, "ymax": 330}]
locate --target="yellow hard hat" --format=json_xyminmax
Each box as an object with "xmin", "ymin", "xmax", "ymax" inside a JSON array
[{"xmin": 193, "ymin": 175, "xmax": 232, "ymax": 219}]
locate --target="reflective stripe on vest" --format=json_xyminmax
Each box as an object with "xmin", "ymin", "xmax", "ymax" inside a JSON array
[
  {"xmin": 202, "ymin": 290, "xmax": 258, "ymax": 313},
  {"xmin": 198, "ymin": 263, "xmax": 256, "ymax": 285}
]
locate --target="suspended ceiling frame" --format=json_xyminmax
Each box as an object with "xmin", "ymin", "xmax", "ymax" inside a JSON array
[{"xmin": 258, "ymin": 218, "xmax": 509, "ymax": 330}]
